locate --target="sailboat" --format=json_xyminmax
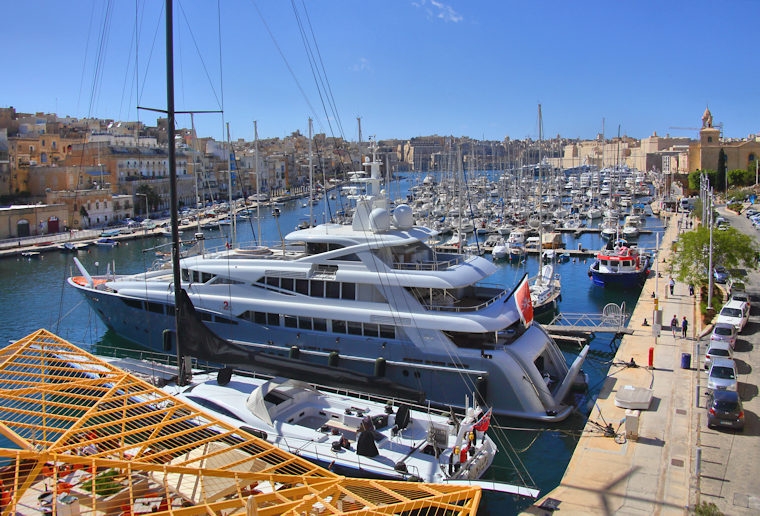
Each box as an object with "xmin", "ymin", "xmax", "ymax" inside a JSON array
[{"xmin": 529, "ymin": 105, "xmax": 561, "ymax": 319}]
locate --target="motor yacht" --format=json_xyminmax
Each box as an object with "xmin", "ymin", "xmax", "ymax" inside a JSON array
[{"xmin": 69, "ymin": 141, "xmax": 588, "ymax": 422}]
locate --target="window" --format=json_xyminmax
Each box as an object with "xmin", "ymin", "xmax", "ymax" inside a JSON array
[
  {"xmin": 333, "ymin": 320, "xmax": 346, "ymax": 333},
  {"xmin": 311, "ymin": 280, "xmax": 324, "ymax": 297},
  {"xmin": 347, "ymin": 321, "xmax": 363, "ymax": 335},
  {"xmin": 284, "ymin": 315, "xmax": 297, "ymax": 328},
  {"xmin": 342, "ymin": 283, "xmax": 356, "ymax": 300},
  {"xmin": 267, "ymin": 313, "xmax": 280, "ymax": 326},
  {"xmin": 296, "ymin": 279, "xmax": 309, "ymax": 295},
  {"xmin": 298, "ymin": 316, "xmax": 312, "ymax": 330},
  {"xmin": 313, "ymin": 318, "xmax": 327, "ymax": 331},
  {"xmin": 380, "ymin": 324, "xmax": 395, "ymax": 339},
  {"xmin": 326, "ymin": 282, "xmax": 340, "ymax": 298}
]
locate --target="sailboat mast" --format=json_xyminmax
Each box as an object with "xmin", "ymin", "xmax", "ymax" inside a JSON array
[
  {"xmin": 165, "ymin": 0, "xmax": 185, "ymax": 384},
  {"xmin": 308, "ymin": 118, "xmax": 313, "ymax": 226},
  {"xmin": 254, "ymin": 120, "xmax": 261, "ymax": 245}
]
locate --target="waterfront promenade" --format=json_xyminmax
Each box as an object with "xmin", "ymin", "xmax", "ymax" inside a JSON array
[{"xmin": 523, "ymin": 208, "xmax": 760, "ymax": 515}]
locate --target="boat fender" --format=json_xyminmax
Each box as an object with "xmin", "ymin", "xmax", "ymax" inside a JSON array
[
  {"xmin": 374, "ymin": 357, "xmax": 386, "ymax": 377},
  {"xmin": 460, "ymin": 445, "xmax": 469, "ymax": 463},
  {"xmin": 217, "ymin": 367, "xmax": 233, "ymax": 386},
  {"xmin": 162, "ymin": 329, "xmax": 175, "ymax": 352},
  {"xmin": 241, "ymin": 426, "xmax": 267, "ymax": 441},
  {"xmin": 328, "ymin": 351, "xmax": 339, "ymax": 367},
  {"xmin": 451, "ymin": 446, "xmax": 461, "ymax": 472},
  {"xmin": 289, "ymin": 346, "xmax": 300, "ymax": 359}
]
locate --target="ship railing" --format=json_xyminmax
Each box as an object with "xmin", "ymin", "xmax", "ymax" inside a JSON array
[
  {"xmin": 420, "ymin": 287, "xmax": 510, "ymax": 313},
  {"xmin": 392, "ymin": 254, "xmax": 464, "ymax": 271}
]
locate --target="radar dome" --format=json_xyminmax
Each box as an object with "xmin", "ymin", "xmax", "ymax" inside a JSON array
[
  {"xmin": 369, "ymin": 208, "xmax": 391, "ymax": 232},
  {"xmin": 392, "ymin": 204, "xmax": 414, "ymax": 230}
]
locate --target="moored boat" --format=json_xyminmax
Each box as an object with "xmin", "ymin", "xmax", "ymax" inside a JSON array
[
  {"xmin": 107, "ymin": 356, "xmax": 501, "ymax": 485},
  {"xmin": 68, "ymin": 140, "xmax": 589, "ymax": 423},
  {"xmin": 587, "ymin": 241, "xmax": 651, "ymax": 288}
]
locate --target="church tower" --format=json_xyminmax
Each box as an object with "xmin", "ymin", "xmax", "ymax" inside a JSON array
[{"xmin": 689, "ymin": 107, "xmax": 722, "ymax": 171}]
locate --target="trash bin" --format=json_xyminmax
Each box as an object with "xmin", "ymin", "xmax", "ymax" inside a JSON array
[{"xmin": 680, "ymin": 353, "xmax": 691, "ymax": 370}]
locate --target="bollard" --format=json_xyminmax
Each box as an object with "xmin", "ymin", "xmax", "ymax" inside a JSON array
[
  {"xmin": 648, "ymin": 347, "xmax": 654, "ymax": 368},
  {"xmin": 696, "ymin": 447, "xmax": 702, "ymax": 477}
]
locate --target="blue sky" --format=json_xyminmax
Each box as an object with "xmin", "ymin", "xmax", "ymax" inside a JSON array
[{"xmin": 3, "ymin": 1, "xmax": 758, "ymax": 143}]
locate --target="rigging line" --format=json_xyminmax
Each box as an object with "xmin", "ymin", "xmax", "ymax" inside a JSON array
[
  {"xmin": 247, "ymin": 0, "xmax": 321, "ymax": 125},
  {"xmin": 174, "ymin": 1, "xmax": 224, "ymax": 111},
  {"xmin": 117, "ymin": 5, "xmax": 139, "ymax": 121},
  {"xmin": 296, "ymin": 0, "xmax": 346, "ymax": 139},
  {"xmin": 136, "ymin": 3, "xmax": 165, "ymax": 107},
  {"xmin": 76, "ymin": 0, "xmax": 98, "ymax": 115},
  {"xmin": 291, "ymin": 2, "xmax": 338, "ymax": 139},
  {"xmin": 87, "ymin": 0, "xmax": 115, "ymax": 117}
]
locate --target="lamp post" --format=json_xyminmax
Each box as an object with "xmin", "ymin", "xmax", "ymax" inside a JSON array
[{"xmin": 707, "ymin": 188, "xmax": 714, "ymax": 309}]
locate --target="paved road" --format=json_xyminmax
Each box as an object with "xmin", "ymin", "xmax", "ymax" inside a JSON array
[{"xmin": 693, "ymin": 206, "xmax": 760, "ymax": 514}]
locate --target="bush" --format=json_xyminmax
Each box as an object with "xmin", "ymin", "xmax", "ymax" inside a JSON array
[{"xmin": 694, "ymin": 500, "xmax": 723, "ymax": 515}]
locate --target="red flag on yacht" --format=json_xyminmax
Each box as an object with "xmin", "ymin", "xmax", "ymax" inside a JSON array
[
  {"xmin": 473, "ymin": 408, "xmax": 492, "ymax": 432},
  {"xmin": 514, "ymin": 274, "xmax": 533, "ymax": 327}
]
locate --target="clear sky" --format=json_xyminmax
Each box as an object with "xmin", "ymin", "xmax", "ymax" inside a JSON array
[{"xmin": 3, "ymin": 1, "xmax": 758, "ymax": 143}]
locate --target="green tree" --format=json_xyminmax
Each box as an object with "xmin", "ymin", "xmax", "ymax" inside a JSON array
[
  {"xmin": 79, "ymin": 205, "xmax": 90, "ymax": 227},
  {"xmin": 671, "ymin": 226, "xmax": 758, "ymax": 287},
  {"xmin": 717, "ymin": 148, "xmax": 727, "ymax": 192},
  {"xmin": 136, "ymin": 184, "xmax": 160, "ymax": 215},
  {"xmin": 688, "ymin": 170, "xmax": 717, "ymax": 192},
  {"xmin": 727, "ymin": 168, "xmax": 753, "ymax": 188}
]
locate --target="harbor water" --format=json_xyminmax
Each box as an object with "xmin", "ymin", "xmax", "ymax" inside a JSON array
[{"xmin": 0, "ymin": 179, "xmax": 664, "ymax": 514}]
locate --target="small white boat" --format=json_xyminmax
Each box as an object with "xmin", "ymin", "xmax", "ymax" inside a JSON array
[{"xmin": 94, "ymin": 238, "xmax": 119, "ymax": 248}]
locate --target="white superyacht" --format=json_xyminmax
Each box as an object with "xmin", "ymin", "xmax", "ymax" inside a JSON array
[{"xmin": 69, "ymin": 142, "xmax": 588, "ymax": 422}]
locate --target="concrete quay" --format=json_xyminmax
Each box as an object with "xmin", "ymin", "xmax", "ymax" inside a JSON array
[{"xmin": 523, "ymin": 208, "xmax": 760, "ymax": 515}]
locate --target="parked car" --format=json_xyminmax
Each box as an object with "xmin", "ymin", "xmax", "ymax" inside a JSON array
[
  {"xmin": 707, "ymin": 357, "xmax": 738, "ymax": 392},
  {"xmin": 730, "ymin": 290, "xmax": 751, "ymax": 308},
  {"xmin": 713, "ymin": 266, "xmax": 729, "ymax": 284},
  {"xmin": 706, "ymin": 390, "xmax": 745, "ymax": 431},
  {"xmin": 704, "ymin": 340, "xmax": 734, "ymax": 370},
  {"xmin": 710, "ymin": 322, "xmax": 738, "ymax": 349},
  {"xmin": 716, "ymin": 300, "xmax": 749, "ymax": 332}
]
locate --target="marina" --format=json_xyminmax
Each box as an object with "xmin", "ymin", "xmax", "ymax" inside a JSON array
[{"xmin": 0, "ymin": 167, "xmax": 666, "ymax": 514}]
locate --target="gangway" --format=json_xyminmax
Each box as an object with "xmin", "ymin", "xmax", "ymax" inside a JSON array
[{"xmin": 543, "ymin": 303, "xmax": 631, "ymax": 346}]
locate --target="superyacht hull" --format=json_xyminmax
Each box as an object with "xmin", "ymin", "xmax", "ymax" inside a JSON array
[{"xmin": 71, "ymin": 278, "xmax": 585, "ymax": 422}]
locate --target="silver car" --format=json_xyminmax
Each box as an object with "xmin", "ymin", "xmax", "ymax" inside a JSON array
[
  {"xmin": 707, "ymin": 357, "xmax": 738, "ymax": 391},
  {"xmin": 704, "ymin": 340, "xmax": 733, "ymax": 370},
  {"xmin": 710, "ymin": 322, "xmax": 738, "ymax": 350}
]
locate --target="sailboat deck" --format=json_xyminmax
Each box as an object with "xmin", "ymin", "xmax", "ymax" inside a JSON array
[{"xmin": 0, "ymin": 329, "xmax": 484, "ymax": 515}]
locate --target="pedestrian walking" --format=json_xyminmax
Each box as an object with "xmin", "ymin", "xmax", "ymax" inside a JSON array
[
  {"xmin": 681, "ymin": 316, "xmax": 688, "ymax": 339},
  {"xmin": 688, "ymin": 284, "xmax": 694, "ymax": 296},
  {"xmin": 671, "ymin": 315, "xmax": 679, "ymax": 338},
  {"xmin": 669, "ymin": 276, "xmax": 675, "ymax": 295}
]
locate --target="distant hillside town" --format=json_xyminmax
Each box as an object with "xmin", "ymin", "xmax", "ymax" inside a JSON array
[{"xmin": 0, "ymin": 105, "xmax": 757, "ymax": 237}]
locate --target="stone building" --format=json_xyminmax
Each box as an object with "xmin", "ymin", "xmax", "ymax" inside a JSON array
[
  {"xmin": 688, "ymin": 107, "xmax": 760, "ymax": 173},
  {"xmin": 0, "ymin": 203, "xmax": 69, "ymax": 239}
]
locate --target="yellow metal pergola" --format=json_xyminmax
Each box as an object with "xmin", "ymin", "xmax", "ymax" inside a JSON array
[{"xmin": 0, "ymin": 329, "xmax": 482, "ymax": 515}]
